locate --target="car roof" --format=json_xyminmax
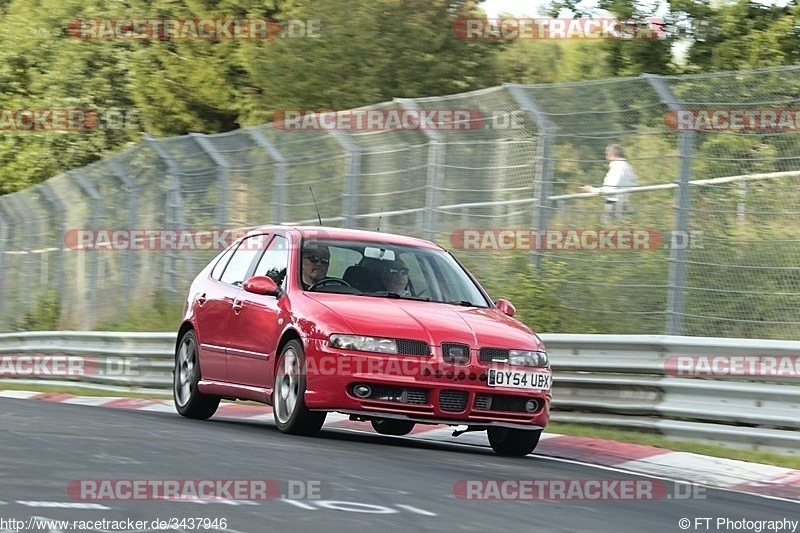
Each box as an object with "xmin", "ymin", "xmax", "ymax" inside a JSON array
[{"xmin": 261, "ymin": 225, "xmax": 444, "ymax": 250}]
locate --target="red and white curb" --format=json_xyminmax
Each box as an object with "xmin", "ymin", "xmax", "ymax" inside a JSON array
[{"xmin": 2, "ymin": 390, "xmax": 798, "ymax": 502}]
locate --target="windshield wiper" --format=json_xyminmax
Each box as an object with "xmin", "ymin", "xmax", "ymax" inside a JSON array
[
  {"xmin": 362, "ymin": 291, "xmax": 431, "ymax": 302},
  {"xmin": 445, "ymin": 300, "xmax": 476, "ymax": 307}
]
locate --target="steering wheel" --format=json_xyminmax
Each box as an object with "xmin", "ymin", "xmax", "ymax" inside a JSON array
[{"xmin": 308, "ymin": 277, "xmax": 352, "ymax": 291}]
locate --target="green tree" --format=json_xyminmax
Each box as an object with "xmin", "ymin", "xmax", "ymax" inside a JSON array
[
  {"xmin": 669, "ymin": 0, "xmax": 800, "ymax": 71},
  {"xmin": 236, "ymin": 0, "xmax": 504, "ymax": 124},
  {"xmin": 0, "ymin": 0, "xmax": 141, "ymax": 193}
]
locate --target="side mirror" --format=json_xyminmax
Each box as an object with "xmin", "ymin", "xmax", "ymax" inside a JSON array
[
  {"xmin": 495, "ymin": 298, "xmax": 516, "ymax": 317},
  {"xmin": 243, "ymin": 276, "xmax": 280, "ymax": 296}
]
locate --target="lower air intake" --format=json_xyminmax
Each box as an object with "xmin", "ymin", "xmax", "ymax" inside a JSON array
[{"xmin": 439, "ymin": 389, "xmax": 469, "ymax": 412}]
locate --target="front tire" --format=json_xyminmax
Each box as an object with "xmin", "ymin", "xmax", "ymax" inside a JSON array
[
  {"xmin": 273, "ymin": 340, "xmax": 326, "ymax": 435},
  {"xmin": 371, "ymin": 418, "xmax": 415, "ymax": 436},
  {"xmin": 487, "ymin": 427, "xmax": 542, "ymax": 457},
  {"xmin": 173, "ymin": 330, "xmax": 220, "ymax": 419}
]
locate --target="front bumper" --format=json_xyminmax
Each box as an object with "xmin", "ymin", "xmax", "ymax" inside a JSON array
[{"xmin": 302, "ymin": 339, "xmax": 551, "ymax": 429}]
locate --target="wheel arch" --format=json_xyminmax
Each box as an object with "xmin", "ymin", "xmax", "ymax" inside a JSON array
[
  {"xmin": 274, "ymin": 328, "xmax": 303, "ymax": 373},
  {"xmin": 175, "ymin": 321, "xmax": 195, "ymax": 354}
]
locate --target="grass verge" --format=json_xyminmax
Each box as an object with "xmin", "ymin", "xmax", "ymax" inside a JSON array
[{"xmin": 0, "ymin": 382, "xmax": 171, "ymax": 399}]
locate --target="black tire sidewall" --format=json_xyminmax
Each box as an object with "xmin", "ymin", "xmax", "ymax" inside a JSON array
[
  {"xmin": 371, "ymin": 418, "xmax": 415, "ymax": 436},
  {"xmin": 488, "ymin": 427, "xmax": 542, "ymax": 456}
]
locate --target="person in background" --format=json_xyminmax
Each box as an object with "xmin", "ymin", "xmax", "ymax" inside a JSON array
[
  {"xmin": 381, "ymin": 259, "xmax": 411, "ymax": 296},
  {"xmin": 581, "ymin": 143, "xmax": 639, "ymax": 224}
]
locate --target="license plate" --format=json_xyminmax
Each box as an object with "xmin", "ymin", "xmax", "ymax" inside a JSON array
[{"xmin": 488, "ymin": 368, "xmax": 551, "ymax": 390}]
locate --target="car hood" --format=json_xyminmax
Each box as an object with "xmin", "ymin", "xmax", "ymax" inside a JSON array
[{"xmin": 304, "ymin": 293, "xmax": 543, "ymax": 351}]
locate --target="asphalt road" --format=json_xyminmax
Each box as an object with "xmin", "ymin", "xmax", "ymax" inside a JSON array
[{"xmin": 0, "ymin": 397, "xmax": 797, "ymax": 533}]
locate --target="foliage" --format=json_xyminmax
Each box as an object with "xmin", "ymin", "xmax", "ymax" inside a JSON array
[
  {"xmin": 94, "ymin": 290, "xmax": 184, "ymax": 332},
  {"xmin": 14, "ymin": 291, "xmax": 61, "ymax": 331},
  {"xmin": 457, "ymin": 251, "xmax": 570, "ymax": 333},
  {"xmin": 3, "ymin": 0, "xmax": 800, "ymax": 192}
]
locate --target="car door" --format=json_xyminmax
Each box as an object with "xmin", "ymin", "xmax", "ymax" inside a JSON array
[
  {"xmin": 199, "ymin": 233, "xmax": 269, "ymax": 382},
  {"xmin": 192, "ymin": 245, "xmax": 237, "ymax": 382},
  {"xmin": 226, "ymin": 234, "xmax": 289, "ymax": 388}
]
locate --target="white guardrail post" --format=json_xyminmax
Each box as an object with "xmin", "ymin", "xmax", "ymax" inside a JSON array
[{"xmin": 0, "ymin": 332, "xmax": 798, "ymax": 455}]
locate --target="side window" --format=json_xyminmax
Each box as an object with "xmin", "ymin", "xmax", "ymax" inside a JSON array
[
  {"xmin": 254, "ymin": 235, "xmax": 289, "ymax": 288},
  {"xmin": 219, "ymin": 234, "xmax": 270, "ymax": 287},
  {"xmin": 210, "ymin": 247, "xmax": 236, "ymax": 281}
]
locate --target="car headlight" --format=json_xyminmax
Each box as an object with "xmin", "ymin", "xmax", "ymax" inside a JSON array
[
  {"xmin": 508, "ymin": 350, "xmax": 549, "ymax": 367},
  {"xmin": 329, "ymin": 334, "xmax": 398, "ymax": 355}
]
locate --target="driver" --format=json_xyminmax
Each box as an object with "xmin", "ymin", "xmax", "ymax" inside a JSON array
[{"xmin": 301, "ymin": 244, "xmax": 330, "ymax": 290}]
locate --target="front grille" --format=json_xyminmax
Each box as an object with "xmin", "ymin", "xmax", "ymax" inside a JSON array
[
  {"xmin": 353, "ymin": 384, "xmax": 429, "ymax": 405},
  {"xmin": 396, "ymin": 339, "xmax": 431, "ymax": 356},
  {"xmin": 439, "ymin": 389, "xmax": 469, "ymax": 412},
  {"xmin": 474, "ymin": 394, "xmax": 538, "ymax": 413},
  {"xmin": 441, "ymin": 343, "xmax": 471, "ymax": 365},
  {"xmin": 479, "ymin": 347, "xmax": 509, "ymax": 364}
]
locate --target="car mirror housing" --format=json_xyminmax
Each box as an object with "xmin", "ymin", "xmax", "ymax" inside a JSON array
[
  {"xmin": 495, "ymin": 298, "xmax": 516, "ymax": 317},
  {"xmin": 243, "ymin": 276, "xmax": 280, "ymax": 296}
]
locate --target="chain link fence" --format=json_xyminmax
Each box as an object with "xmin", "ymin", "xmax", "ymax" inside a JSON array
[{"xmin": 1, "ymin": 66, "xmax": 799, "ymax": 338}]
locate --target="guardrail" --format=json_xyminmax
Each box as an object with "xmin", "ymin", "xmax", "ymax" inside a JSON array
[{"xmin": 1, "ymin": 332, "xmax": 798, "ymax": 455}]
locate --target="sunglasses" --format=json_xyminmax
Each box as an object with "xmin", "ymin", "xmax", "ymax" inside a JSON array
[
  {"xmin": 387, "ymin": 267, "xmax": 409, "ymax": 275},
  {"xmin": 304, "ymin": 256, "xmax": 330, "ymax": 265}
]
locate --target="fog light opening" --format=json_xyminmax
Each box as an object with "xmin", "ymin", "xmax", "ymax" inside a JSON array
[
  {"xmin": 353, "ymin": 384, "xmax": 372, "ymax": 398},
  {"xmin": 525, "ymin": 399, "xmax": 539, "ymax": 413}
]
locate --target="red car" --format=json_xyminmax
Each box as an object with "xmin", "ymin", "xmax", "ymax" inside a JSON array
[{"xmin": 173, "ymin": 226, "xmax": 552, "ymax": 456}]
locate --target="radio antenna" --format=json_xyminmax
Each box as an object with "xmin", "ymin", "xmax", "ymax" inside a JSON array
[{"xmin": 309, "ymin": 186, "xmax": 322, "ymax": 225}]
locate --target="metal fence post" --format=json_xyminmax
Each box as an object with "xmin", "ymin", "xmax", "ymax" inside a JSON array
[
  {"xmin": 396, "ymin": 98, "xmax": 444, "ymax": 242},
  {"xmin": 6, "ymin": 194, "xmax": 35, "ymax": 329},
  {"xmin": 644, "ymin": 74, "xmax": 695, "ymax": 336},
  {"xmin": 190, "ymin": 133, "xmax": 230, "ymax": 228},
  {"xmin": 0, "ymin": 201, "xmax": 9, "ymax": 327},
  {"xmin": 505, "ymin": 83, "xmax": 555, "ymax": 268},
  {"xmin": 329, "ymin": 129, "xmax": 361, "ymax": 228},
  {"xmin": 145, "ymin": 135, "xmax": 185, "ymax": 295},
  {"xmin": 69, "ymin": 170, "xmax": 101, "ymax": 329},
  {"xmin": 107, "ymin": 158, "xmax": 139, "ymax": 304},
  {"xmin": 247, "ymin": 127, "xmax": 287, "ymax": 224},
  {"xmin": 38, "ymin": 184, "xmax": 68, "ymax": 327}
]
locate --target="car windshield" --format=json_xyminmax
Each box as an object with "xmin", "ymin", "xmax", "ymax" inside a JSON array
[{"xmin": 299, "ymin": 238, "xmax": 491, "ymax": 307}]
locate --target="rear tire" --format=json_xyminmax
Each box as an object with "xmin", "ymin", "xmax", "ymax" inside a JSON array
[
  {"xmin": 173, "ymin": 330, "xmax": 220, "ymax": 419},
  {"xmin": 273, "ymin": 340, "xmax": 326, "ymax": 435},
  {"xmin": 487, "ymin": 427, "xmax": 542, "ymax": 457},
  {"xmin": 371, "ymin": 418, "xmax": 415, "ymax": 436}
]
